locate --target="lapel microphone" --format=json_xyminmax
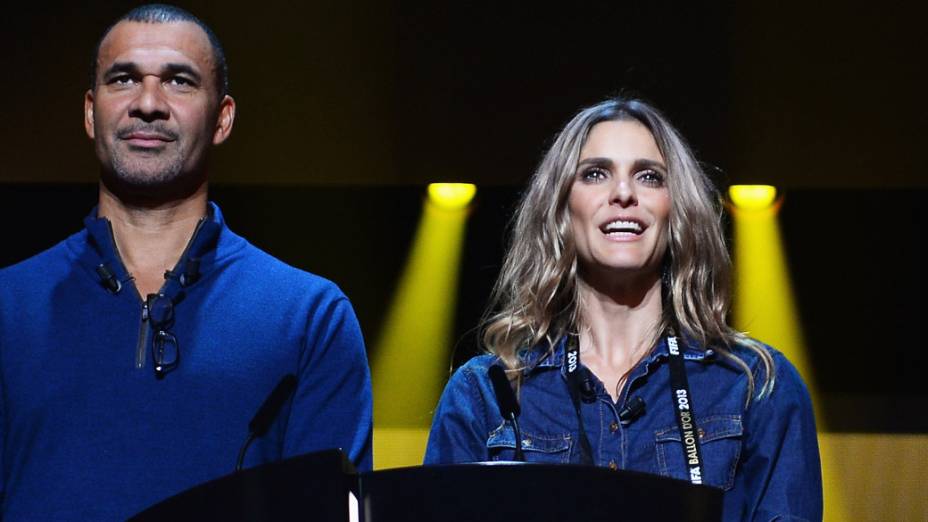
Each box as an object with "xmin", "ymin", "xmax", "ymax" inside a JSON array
[
  {"xmin": 618, "ymin": 396, "xmax": 646, "ymax": 425},
  {"xmin": 488, "ymin": 364, "xmax": 524, "ymax": 461},
  {"xmin": 235, "ymin": 374, "xmax": 298, "ymax": 472}
]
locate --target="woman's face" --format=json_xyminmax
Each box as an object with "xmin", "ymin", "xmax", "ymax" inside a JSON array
[{"xmin": 568, "ymin": 119, "xmax": 671, "ymax": 283}]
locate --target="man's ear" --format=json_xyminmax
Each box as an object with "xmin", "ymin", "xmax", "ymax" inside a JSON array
[
  {"xmin": 84, "ymin": 90, "xmax": 95, "ymax": 140},
  {"xmin": 212, "ymin": 94, "xmax": 236, "ymax": 145}
]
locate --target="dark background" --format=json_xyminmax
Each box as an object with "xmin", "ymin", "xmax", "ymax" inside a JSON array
[
  {"xmin": 1, "ymin": 2, "xmax": 925, "ymax": 432},
  {"xmin": 3, "ymin": 2, "xmax": 923, "ymax": 188}
]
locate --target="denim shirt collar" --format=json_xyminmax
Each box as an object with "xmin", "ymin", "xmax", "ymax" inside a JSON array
[{"xmin": 519, "ymin": 333, "xmax": 714, "ymax": 375}]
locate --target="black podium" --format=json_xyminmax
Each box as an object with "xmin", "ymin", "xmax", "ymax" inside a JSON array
[
  {"xmin": 130, "ymin": 449, "xmax": 355, "ymax": 521},
  {"xmin": 131, "ymin": 453, "xmax": 721, "ymax": 521},
  {"xmin": 360, "ymin": 462, "xmax": 722, "ymax": 522}
]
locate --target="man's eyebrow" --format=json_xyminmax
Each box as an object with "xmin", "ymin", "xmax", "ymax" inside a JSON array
[
  {"xmin": 102, "ymin": 61, "xmax": 140, "ymax": 78},
  {"xmin": 162, "ymin": 63, "xmax": 202, "ymax": 82},
  {"xmin": 100, "ymin": 62, "xmax": 202, "ymax": 83}
]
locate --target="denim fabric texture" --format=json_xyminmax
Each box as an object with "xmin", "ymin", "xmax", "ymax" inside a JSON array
[{"xmin": 425, "ymin": 337, "xmax": 823, "ymax": 521}]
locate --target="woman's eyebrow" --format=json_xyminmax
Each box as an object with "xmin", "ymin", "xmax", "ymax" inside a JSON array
[
  {"xmin": 577, "ymin": 157, "xmax": 667, "ymax": 171},
  {"xmin": 633, "ymin": 158, "xmax": 667, "ymax": 171},
  {"xmin": 576, "ymin": 157, "xmax": 613, "ymax": 169}
]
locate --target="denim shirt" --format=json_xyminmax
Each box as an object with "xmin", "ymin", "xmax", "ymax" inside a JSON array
[{"xmin": 424, "ymin": 337, "xmax": 823, "ymax": 522}]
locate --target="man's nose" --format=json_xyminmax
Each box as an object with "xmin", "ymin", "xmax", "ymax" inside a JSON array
[{"xmin": 128, "ymin": 76, "xmax": 169, "ymax": 121}]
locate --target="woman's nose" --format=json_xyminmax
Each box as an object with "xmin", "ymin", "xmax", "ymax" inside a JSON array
[{"xmin": 610, "ymin": 176, "xmax": 637, "ymax": 207}]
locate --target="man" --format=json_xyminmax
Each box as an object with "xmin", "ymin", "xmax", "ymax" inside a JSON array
[{"xmin": 0, "ymin": 5, "xmax": 372, "ymax": 519}]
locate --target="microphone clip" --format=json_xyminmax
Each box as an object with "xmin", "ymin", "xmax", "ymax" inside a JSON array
[
  {"xmin": 95, "ymin": 264, "xmax": 122, "ymax": 294},
  {"xmin": 164, "ymin": 258, "xmax": 201, "ymax": 287},
  {"xmin": 618, "ymin": 396, "xmax": 646, "ymax": 425}
]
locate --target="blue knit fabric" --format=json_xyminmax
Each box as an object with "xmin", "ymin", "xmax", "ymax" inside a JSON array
[{"xmin": 0, "ymin": 203, "xmax": 373, "ymax": 520}]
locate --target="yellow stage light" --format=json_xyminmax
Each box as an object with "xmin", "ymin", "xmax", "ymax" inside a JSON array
[
  {"xmin": 427, "ymin": 183, "xmax": 477, "ymax": 210},
  {"xmin": 731, "ymin": 200, "xmax": 848, "ymax": 522},
  {"xmin": 729, "ymin": 185, "xmax": 777, "ymax": 211},
  {"xmin": 371, "ymin": 185, "xmax": 474, "ymax": 469}
]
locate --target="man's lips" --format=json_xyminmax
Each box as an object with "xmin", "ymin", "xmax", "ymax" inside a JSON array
[
  {"xmin": 117, "ymin": 128, "xmax": 178, "ymax": 147},
  {"xmin": 122, "ymin": 133, "xmax": 174, "ymax": 146}
]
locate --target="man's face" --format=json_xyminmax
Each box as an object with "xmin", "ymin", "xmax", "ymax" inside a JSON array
[{"xmin": 84, "ymin": 21, "xmax": 234, "ymax": 191}]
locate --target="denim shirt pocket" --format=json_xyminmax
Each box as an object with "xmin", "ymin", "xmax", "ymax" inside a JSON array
[
  {"xmin": 654, "ymin": 415, "xmax": 743, "ymax": 490},
  {"xmin": 486, "ymin": 422, "xmax": 573, "ymax": 464}
]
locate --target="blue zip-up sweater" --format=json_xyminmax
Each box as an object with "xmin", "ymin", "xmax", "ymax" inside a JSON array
[
  {"xmin": 425, "ymin": 337, "xmax": 822, "ymax": 521},
  {"xmin": 0, "ymin": 203, "xmax": 373, "ymax": 520}
]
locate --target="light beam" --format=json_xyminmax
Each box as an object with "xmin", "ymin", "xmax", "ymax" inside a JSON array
[{"xmin": 371, "ymin": 185, "xmax": 475, "ymax": 469}]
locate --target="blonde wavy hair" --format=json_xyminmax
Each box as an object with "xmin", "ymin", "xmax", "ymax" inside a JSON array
[{"xmin": 482, "ymin": 97, "xmax": 775, "ymax": 401}]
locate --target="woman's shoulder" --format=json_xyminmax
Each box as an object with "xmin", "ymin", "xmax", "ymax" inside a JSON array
[
  {"xmin": 444, "ymin": 353, "xmax": 502, "ymax": 390},
  {"xmin": 732, "ymin": 338, "xmax": 802, "ymax": 372},
  {"xmin": 722, "ymin": 339, "xmax": 813, "ymax": 406},
  {"xmin": 455, "ymin": 353, "xmax": 501, "ymax": 374}
]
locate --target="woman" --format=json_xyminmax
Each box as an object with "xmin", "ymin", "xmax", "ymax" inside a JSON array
[{"xmin": 424, "ymin": 98, "xmax": 822, "ymax": 520}]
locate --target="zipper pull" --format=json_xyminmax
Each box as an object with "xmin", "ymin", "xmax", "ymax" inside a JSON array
[{"xmin": 136, "ymin": 300, "xmax": 151, "ymax": 370}]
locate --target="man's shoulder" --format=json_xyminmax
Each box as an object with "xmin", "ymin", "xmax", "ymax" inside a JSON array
[{"xmin": 225, "ymin": 236, "xmax": 347, "ymax": 302}]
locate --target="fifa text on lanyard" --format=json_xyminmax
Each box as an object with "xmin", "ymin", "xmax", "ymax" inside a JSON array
[
  {"xmin": 667, "ymin": 334, "xmax": 705, "ymax": 485},
  {"xmin": 565, "ymin": 333, "xmax": 705, "ymax": 485}
]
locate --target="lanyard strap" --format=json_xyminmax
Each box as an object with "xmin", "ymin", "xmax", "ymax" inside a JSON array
[
  {"xmin": 564, "ymin": 333, "xmax": 705, "ymax": 482},
  {"xmin": 565, "ymin": 335, "xmax": 594, "ymax": 465},
  {"xmin": 667, "ymin": 335, "xmax": 705, "ymax": 485}
]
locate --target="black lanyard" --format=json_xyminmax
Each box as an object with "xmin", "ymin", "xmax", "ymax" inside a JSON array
[
  {"xmin": 667, "ymin": 335, "xmax": 705, "ymax": 485},
  {"xmin": 564, "ymin": 333, "xmax": 705, "ymax": 485},
  {"xmin": 565, "ymin": 335, "xmax": 594, "ymax": 465}
]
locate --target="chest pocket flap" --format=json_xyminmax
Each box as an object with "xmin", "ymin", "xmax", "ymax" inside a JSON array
[
  {"xmin": 655, "ymin": 415, "xmax": 743, "ymax": 490},
  {"xmin": 487, "ymin": 423, "xmax": 572, "ymax": 463}
]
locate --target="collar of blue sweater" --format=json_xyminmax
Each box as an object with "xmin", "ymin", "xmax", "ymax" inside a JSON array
[{"xmin": 75, "ymin": 201, "xmax": 227, "ymax": 300}]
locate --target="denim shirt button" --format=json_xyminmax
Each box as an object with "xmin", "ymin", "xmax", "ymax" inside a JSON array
[
  {"xmin": 523, "ymin": 438, "xmax": 532, "ymax": 447},
  {"xmin": 609, "ymin": 421, "xmax": 619, "ymax": 433},
  {"xmin": 608, "ymin": 460, "xmax": 618, "ymax": 470},
  {"xmin": 698, "ymin": 428, "xmax": 706, "ymax": 440}
]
